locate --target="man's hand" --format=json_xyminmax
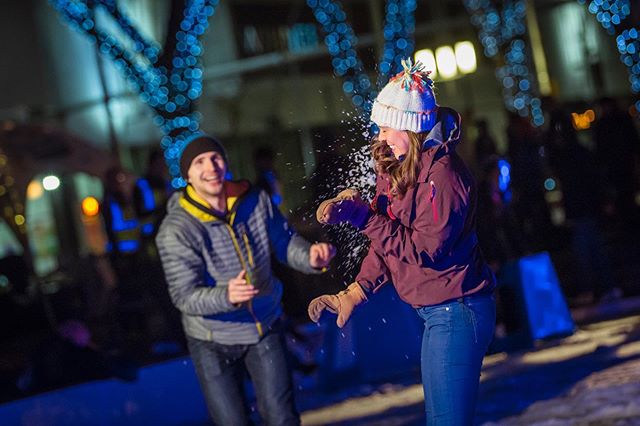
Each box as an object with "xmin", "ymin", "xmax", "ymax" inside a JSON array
[
  {"xmin": 227, "ymin": 270, "xmax": 259, "ymax": 304},
  {"xmin": 309, "ymin": 243, "xmax": 336, "ymax": 269}
]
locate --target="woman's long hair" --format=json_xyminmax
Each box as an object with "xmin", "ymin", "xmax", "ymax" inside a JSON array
[{"xmin": 371, "ymin": 131, "xmax": 428, "ymax": 198}]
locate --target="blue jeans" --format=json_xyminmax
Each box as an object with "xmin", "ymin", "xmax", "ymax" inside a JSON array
[
  {"xmin": 187, "ymin": 329, "xmax": 299, "ymax": 426},
  {"xmin": 416, "ymin": 293, "xmax": 496, "ymax": 425}
]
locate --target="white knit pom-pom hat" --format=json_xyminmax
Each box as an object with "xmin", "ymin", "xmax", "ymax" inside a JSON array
[{"xmin": 370, "ymin": 58, "xmax": 437, "ymax": 133}]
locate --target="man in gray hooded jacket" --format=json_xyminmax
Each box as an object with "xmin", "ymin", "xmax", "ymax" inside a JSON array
[{"xmin": 156, "ymin": 134, "xmax": 335, "ymax": 425}]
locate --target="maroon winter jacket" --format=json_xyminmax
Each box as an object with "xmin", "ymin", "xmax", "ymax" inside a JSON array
[{"xmin": 356, "ymin": 108, "xmax": 495, "ymax": 307}]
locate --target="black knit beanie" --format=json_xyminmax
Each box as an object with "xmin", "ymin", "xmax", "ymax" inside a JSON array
[{"xmin": 179, "ymin": 134, "xmax": 228, "ymax": 179}]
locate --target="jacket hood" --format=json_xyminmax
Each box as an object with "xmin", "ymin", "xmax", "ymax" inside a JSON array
[
  {"xmin": 417, "ymin": 106, "xmax": 463, "ymax": 183},
  {"xmin": 421, "ymin": 106, "xmax": 462, "ymax": 153},
  {"xmin": 166, "ymin": 191, "xmax": 182, "ymax": 213}
]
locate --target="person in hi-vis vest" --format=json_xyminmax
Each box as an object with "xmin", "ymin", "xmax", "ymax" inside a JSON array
[{"xmin": 134, "ymin": 148, "xmax": 173, "ymax": 260}]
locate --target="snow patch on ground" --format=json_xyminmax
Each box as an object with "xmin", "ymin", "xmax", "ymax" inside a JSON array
[
  {"xmin": 483, "ymin": 359, "xmax": 640, "ymax": 425},
  {"xmin": 300, "ymin": 314, "xmax": 640, "ymax": 425},
  {"xmin": 302, "ymin": 384, "xmax": 423, "ymax": 425}
]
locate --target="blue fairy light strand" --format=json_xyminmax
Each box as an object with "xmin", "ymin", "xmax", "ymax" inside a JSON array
[
  {"xmin": 50, "ymin": 0, "xmax": 218, "ymax": 188},
  {"xmin": 92, "ymin": 0, "xmax": 160, "ymax": 60},
  {"xmin": 616, "ymin": 29, "xmax": 640, "ymax": 96},
  {"xmin": 579, "ymin": 0, "xmax": 639, "ymax": 107},
  {"xmin": 464, "ymin": 0, "xmax": 526, "ymax": 57},
  {"xmin": 379, "ymin": 0, "xmax": 417, "ymax": 85},
  {"xmin": 579, "ymin": 0, "xmax": 631, "ymax": 34},
  {"xmin": 498, "ymin": 39, "xmax": 544, "ymax": 125},
  {"xmin": 307, "ymin": 0, "xmax": 416, "ymax": 115},
  {"xmin": 307, "ymin": 0, "xmax": 376, "ymax": 113},
  {"xmin": 464, "ymin": 0, "xmax": 503, "ymax": 57},
  {"xmin": 499, "ymin": 1, "xmax": 527, "ymax": 46},
  {"xmin": 463, "ymin": 0, "xmax": 544, "ymax": 126}
]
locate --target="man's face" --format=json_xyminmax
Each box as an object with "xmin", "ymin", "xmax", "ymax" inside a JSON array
[{"xmin": 187, "ymin": 151, "xmax": 227, "ymax": 198}]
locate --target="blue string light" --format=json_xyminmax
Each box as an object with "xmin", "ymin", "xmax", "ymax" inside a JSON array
[
  {"xmin": 378, "ymin": 0, "xmax": 417, "ymax": 85},
  {"xmin": 307, "ymin": 0, "xmax": 375, "ymax": 113},
  {"xmin": 616, "ymin": 29, "xmax": 640, "ymax": 96},
  {"xmin": 463, "ymin": 0, "xmax": 544, "ymax": 126},
  {"xmin": 91, "ymin": 0, "xmax": 160, "ymax": 60},
  {"xmin": 498, "ymin": 39, "xmax": 544, "ymax": 126},
  {"xmin": 464, "ymin": 0, "xmax": 526, "ymax": 57},
  {"xmin": 579, "ymin": 0, "xmax": 639, "ymax": 106},
  {"xmin": 50, "ymin": 0, "xmax": 218, "ymax": 188},
  {"xmin": 464, "ymin": 0, "xmax": 503, "ymax": 58},
  {"xmin": 308, "ymin": 0, "xmax": 416, "ymax": 115},
  {"xmin": 579, "ymin": 0, "xmax": 631, "ymax": 34},
  {"xmin": 499, "ymin": 1, "xmax": 527, "ymax": 46}
]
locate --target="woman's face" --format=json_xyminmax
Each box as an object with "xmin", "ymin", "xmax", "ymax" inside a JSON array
[{"xmin": 379, "ymin": 127, "xmax": 410, "ymax": 160}]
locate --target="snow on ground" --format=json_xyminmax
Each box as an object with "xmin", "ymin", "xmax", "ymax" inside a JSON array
[
  {"xmin": 300, "ymin": 314, "xmax": 640, "ymax": 425},
  {"xmin": 301, "ymin": 383, "xmax": 423, "ymax": 426},
  {"xmin": 483, "ymin": 359, "xmax": 640, "ymax": 425}
]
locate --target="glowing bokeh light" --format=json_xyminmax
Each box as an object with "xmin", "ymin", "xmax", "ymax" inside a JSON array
[
  {"xmin": 49, "ymin": 0, "xmax": 218, "ymax": 187},
  {"xmin": 414, "ymin": 49, "xmax": 437, "ymax": 78},
  {"xmin": 81, "ymin": 196, "xmax": 100, "ymax": 217},
  {"xmin": 309, "ymin": 0, "xmax": 416, "ymax": 114},
  {"xmin": 435, "ymin": 46, "xmax": 457, "ymax": 79},
  {"xmin": 544, "ymin": 178, "xmax": 557, "ymax": 191},
  {"xmin": 26, "ymin": 181, "xmax": 44, "ymax": 200},
  {"xmin": 42, "ymin": 175, "xmax": 61, "ymax": 191},
  {"xmin": 14, "ymin": 214, "xmax": 25, "ymax": 226},
  {"xmin": 455, "ymin": 41, "xmax": 477, "ymax": 74}
]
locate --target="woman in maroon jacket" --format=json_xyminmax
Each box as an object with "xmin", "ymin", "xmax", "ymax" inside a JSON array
[{"xmin": 310, "ymin": 59, "xmax": 496, "ymax": 425}]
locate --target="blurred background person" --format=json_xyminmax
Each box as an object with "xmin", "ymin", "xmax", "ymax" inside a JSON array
[
  {"xmin": 593, "ymin": 97, "xmax": 640, "ymax": 233},
  {"xmin": 101, "ymin": 166, "xmax": 150, "ymax": 354},
  {"xmin": 134, "ymin": 149, "xmax": 184, "ymax": 355},
  {"xmin": 253, "ymin": 145, "xmax": 284, "ymax": 208},
  {"xmin": 134, "ymin": 148, "xmax": 173, "ymax": 258},
  {"xmin": 506, "ymin": 113, "xmax": 553, "ymax": 253},
  {"xmin": 474, "ymin": 119, "xmax": 498, "ymax": 173},
  {"xmin": 545, "ymin": 108, "xmax": 618, "ymax": 304}
]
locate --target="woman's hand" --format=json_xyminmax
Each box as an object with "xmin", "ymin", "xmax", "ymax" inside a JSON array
[{"xmin": 308, "ymin": 282, "xmax": 367, "ymax": 328}]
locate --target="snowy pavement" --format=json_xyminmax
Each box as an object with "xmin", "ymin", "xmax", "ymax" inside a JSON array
[
  {"xmin": 485, "ymin": 358, "xmax": 640, "ymax": 425},
  {"xmin": 299, "ymin": 313, "xmax": 640, "ymax": 425},
  {"xmin": 1, "ymin": 306, "xmax": 638, "ymax": 425}
]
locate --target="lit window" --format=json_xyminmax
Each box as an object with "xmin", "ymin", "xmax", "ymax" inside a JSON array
[
  {"xmin": 414, "ymin": 49, "xmax": 437, "ymax": 78},
  {"xmin": 435, "ymin": 46, "xmax": 457, "ymax": 80},
  {"xmin": 455, "ymin": 41, "xmax": 477, "ymax": 74}
]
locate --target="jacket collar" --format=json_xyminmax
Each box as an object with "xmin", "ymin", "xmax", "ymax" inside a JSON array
[{"xmin": 179, "ymin": 181, "xmax": 250, "ymax": 223}]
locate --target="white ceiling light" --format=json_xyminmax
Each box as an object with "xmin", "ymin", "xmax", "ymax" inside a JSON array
[
  {"xmin": 414, "ymin": 49, "xmax": 437, "ymax": 79},
  {"xmin": 42, "ymin": 175, "xmax": 61, "ymax": 191},
  {"xmin": 435, "ymin": 46, "xmax": 457, "ymax": 80},
  {"xmin": 455, "ymin": 41, "xmax": 477, "ymax": 74}
]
